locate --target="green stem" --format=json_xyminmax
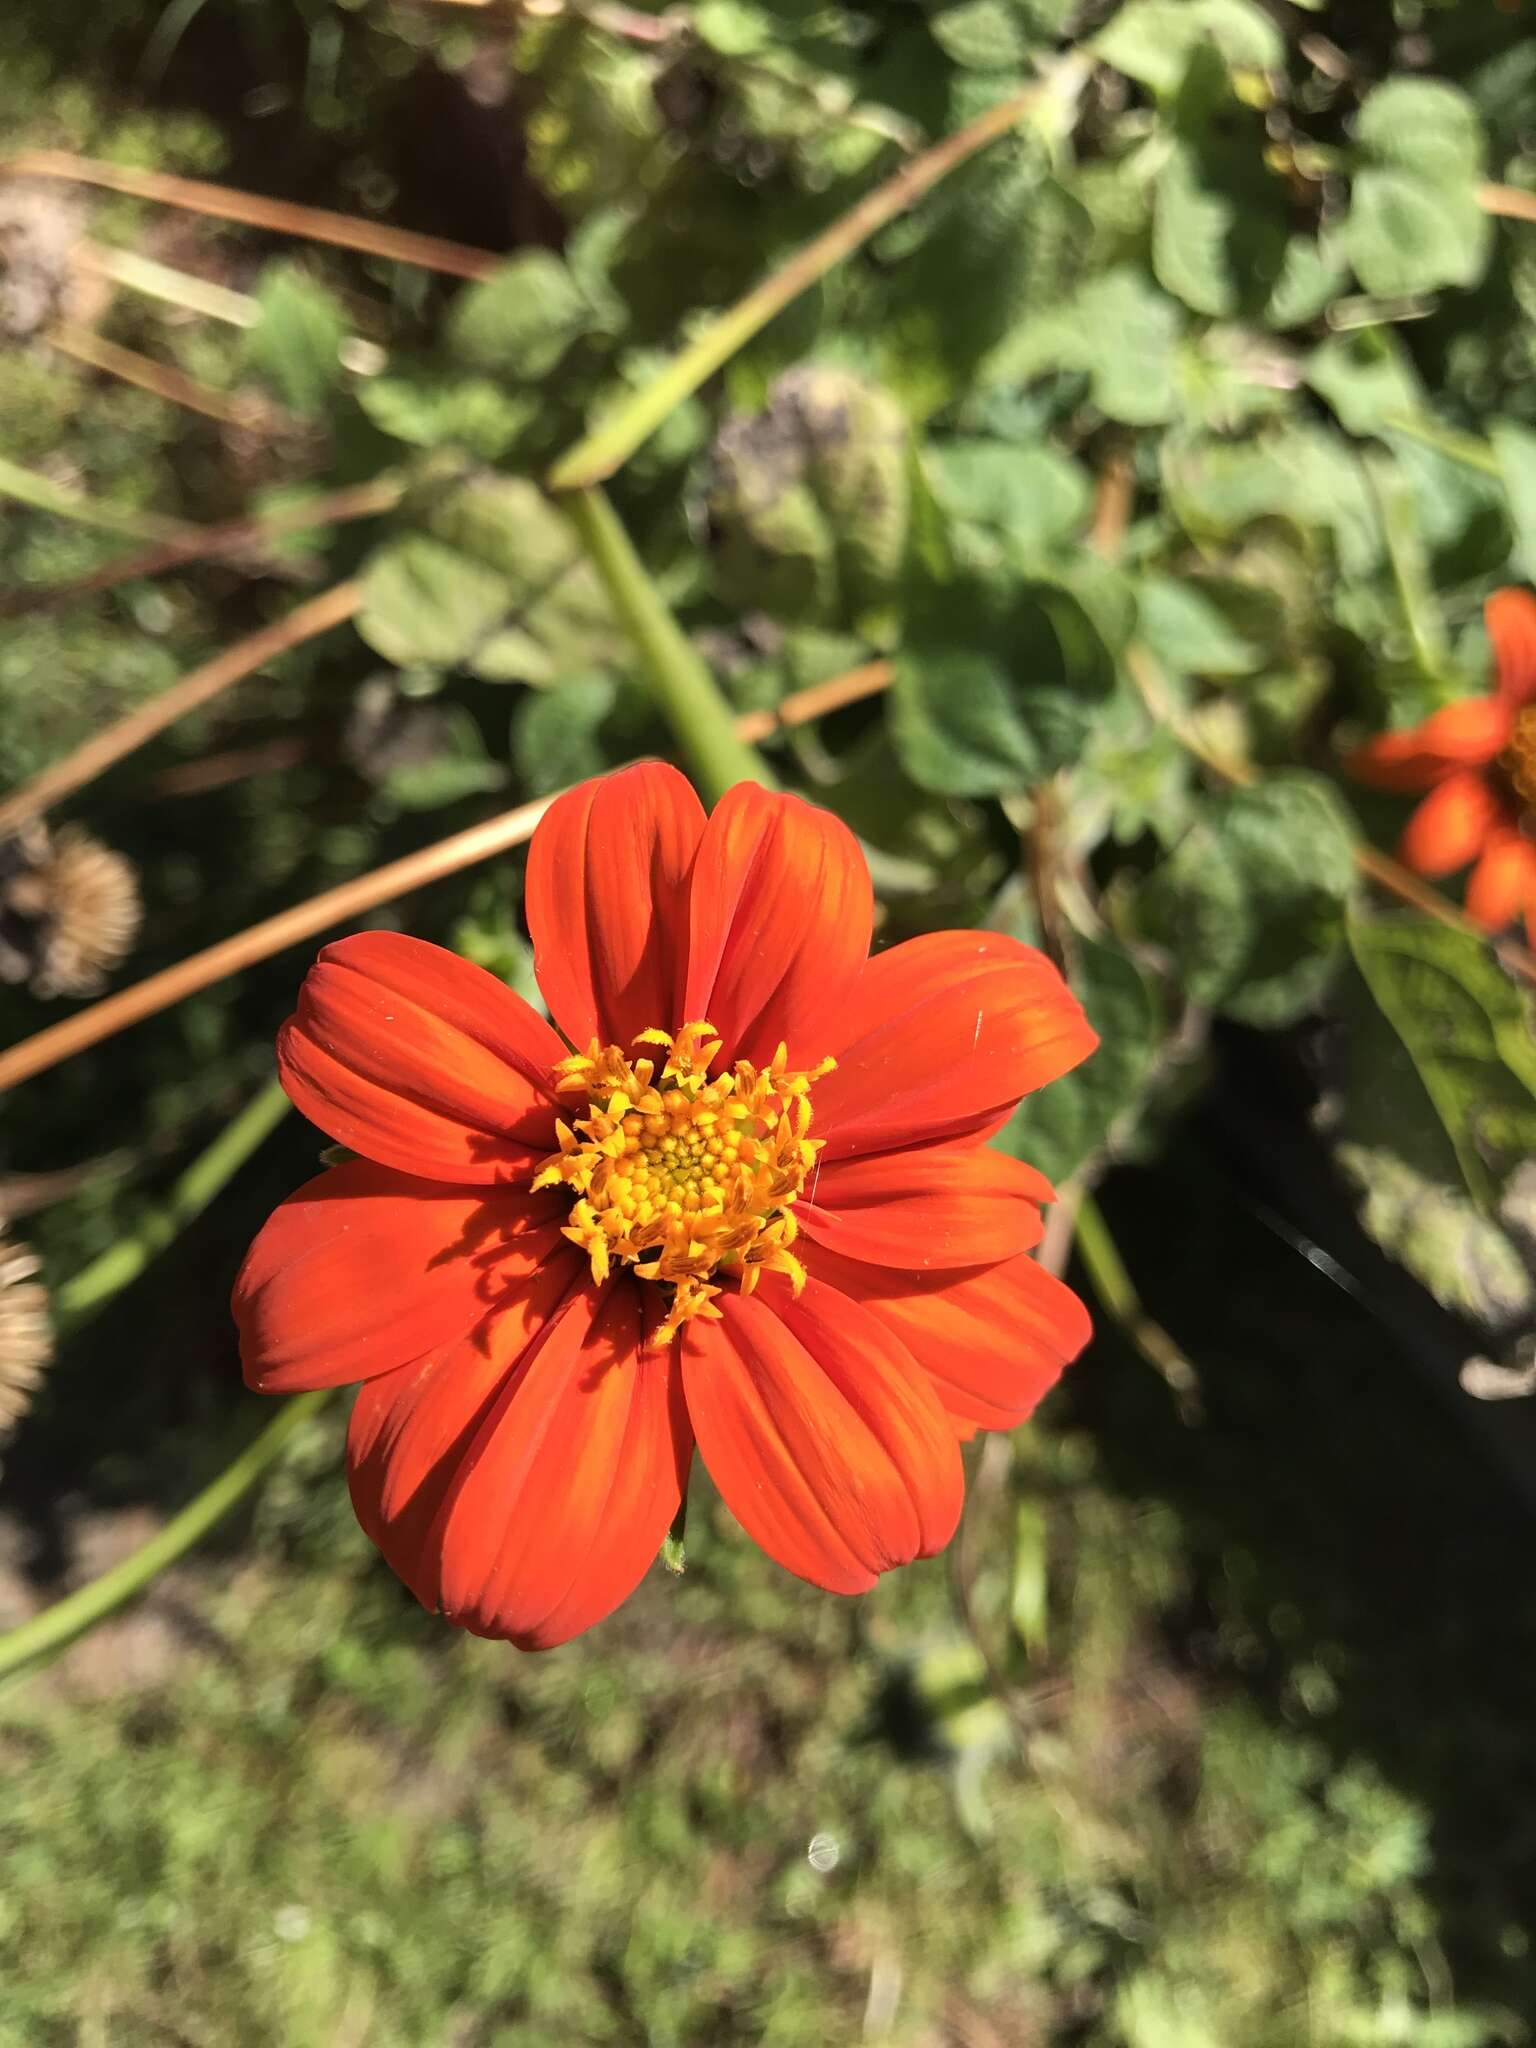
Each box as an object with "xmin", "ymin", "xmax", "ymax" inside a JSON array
[
  {"xmin": 1364, "ymin": 451, "xmax": 1447, "ymax": 679},
  {"xmin": 0, "ymin": 453, "xmax": 190, "ymax": 541},
  {"xmin": 564, "ymin": 485, "xmax": 773, "ymax": 800},
  {"xmin": 1074, "ymin": 1192, "xmax": 1202, "ymax": 1420},
  {"xmin": 0, "ymin": 1389, "xmax": 330, "ymax": 1683},
  {"xmin": 53, "ymin": 1077, "xmax": 292, "ymax": 1332},
  {"xmin": 83, "ymin": 242, "xmax": 259, "ymax": 327},
  {"xmin": 1381, "ymin": 410, "xmax": 1501, "ymax": 479},
  {"xmin": 547, "ymin": 57, "xmax": 1087, "ymax": 492}
]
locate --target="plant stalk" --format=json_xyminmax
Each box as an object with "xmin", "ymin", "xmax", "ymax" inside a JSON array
[
  {"xmin": 0, "ymin": 1389, "xmax": 330, "ymax": 1683},
  {"xmin": 53, "ymin": 1078, "xmax": 293, "ymax": 1332},
  {"xmin": 563, "ymin": 485, "xmax": 774, "ymax": 799}
]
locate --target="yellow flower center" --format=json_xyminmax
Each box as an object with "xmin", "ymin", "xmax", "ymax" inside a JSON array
[
  {"xmin": 532, "ymin": 1022, "xmax": 834, "ymax": 1345},
  {"xmin": 1502, "ymin": 702, "xmax": 1536, "ymax": 815}
]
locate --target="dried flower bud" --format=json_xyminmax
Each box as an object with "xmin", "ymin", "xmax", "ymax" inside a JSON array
[
  {"xmin": 0, "ymin": 822, "xmax": 142, "ymax": 1000},
  {"xmin": 0, "ymin": 183, "xmax": 85, "ymax": 344},
  {"xmin": 0, "ymin": 1233, "xmax": 52, "ymax": 1438}
]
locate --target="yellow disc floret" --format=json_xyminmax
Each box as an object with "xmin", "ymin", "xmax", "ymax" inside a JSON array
[{"xmin": 532, "ymin": 1022, "xmax": 835, "ymax": 1344}]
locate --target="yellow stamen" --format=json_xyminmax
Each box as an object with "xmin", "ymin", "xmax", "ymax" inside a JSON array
[{"xmin": 532, "ymin": 1021, "xmax": 834, "ymax": 1345}]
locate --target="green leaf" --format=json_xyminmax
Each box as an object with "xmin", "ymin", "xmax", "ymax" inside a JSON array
[
  {"xmin": 1001, "ymin": 266, "xmax": 1184, "ymax": 427},
  {"xmin": 1137, "ymin": 775, "xmax": 1357, "ymax": 1025},
  {"xmin": 356, "ymin": 534, "xmax": 513, "ymax": 670},
  {"xmin": 999, "ymin": 936, "xmax": 1160, "ymax": 1183},
  {"xmin": 245, "ymin": 262, "xmax": 346, "ymax": 416},
  {"xmin": 1344, "ymin": 80, "xmax": 1491, "ymax": 298},
  {"xmin": 928, "ymin": 0, "xmax": 1034, "ymax": 70},
  {"xmin": 878, "ymin": 155, "xmax": 1082, "ymax": 415},
  {"xmin": 1337, "ymin": 1146, "xmax": 1534, "ymax": 1328},
  {"xmin": 512, "ymin": 674, "xmax": 620, "ymax": 798},
  {"xmin": 357, "ymin": 373, "xmax": 537, "ymax": 460},
  {"xmin": 926, "ymin": 440, "xmax": 1091, "ymax": 565},
  {"xmin": 425, "ymin": 474, "xmax": 623, "ymax": 684},
  {"xmin": 1263, "ymin": 230, "xmax": 1350, "ymax": 330},
  {"xmin": 1492, "ymin": 420, "xmax": 1536, "ymax": 582},
  {"xmin": 1093, "ymin": 0, "xmax": 1282, "ymax": 97},
  {"xmin": 1136, "ymin": 575, "xmax": 1266, "ymax": 678},
  {"xmin": 1162, "ymin": 424, "xmax": 1382, "ymax": 580},
  {"xmin": 377, "ymin": 703, "xmax": 507, "ymax": 811},
  {"xmin": 1346, "ymin": 913, "xmax": 1536, "ymax": 1211},
  {"xmin": 446, "ymin": 252, "xmax": 594, "ymax": 380},
  {"xmin": 1305, "ymin": 328, "xmax": 1423, "ymax": 438},
  {"xmin": 890, "ymin": 580, "xmax": 1115, "ymax": 797},
  {"xmin": 1153, "ymin": 57, "xmax": 1287, "ymax": 322}
]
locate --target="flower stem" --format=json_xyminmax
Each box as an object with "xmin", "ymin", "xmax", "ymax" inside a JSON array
[
  {"xmin": 0, "ymin": 1389, "xmax": 330, "ymax": 1684},
  {"xmin": 53, "ymin": 1077, "xmax": 293, "ymax": 1333},
  {"xmin": 0, "ymin": 452, "xmax": 190, "ymax": 542},
  {"xmin": 1073, "ymin": 1193, "xmax": 1203, "ymax": 1422},
  {"xmin": 563, "ymin": 485, "xmax": 774, "ymax": 800},
  {"xmin": 547, "ymin": 57, "xmax": 1088, "ymax": 492}
]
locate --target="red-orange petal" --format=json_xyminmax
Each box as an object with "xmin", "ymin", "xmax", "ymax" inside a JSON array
[
  {"xmin": 1398, "ymin": 769, "xmax": 1503, "ymax": 877},
  {"xmin": 681, "ymin": 1276, "xmax": 963, "ymax": 1595},
  {"xmin": 346, "ymin": 1244, "xmax": 593, "ymax": 1618},
  {"xmin": 803, "ymin": 1242, "xmax": 1091, "ymax": 1439},
  {"xmin": 233, "ymin": 1159, "xmax": 567, "ymax": 1393},
  {"xmin": 683, "ymin": 784, "xmax": 874, "ymax": 1068},
  {"xmin": 799, "ymin": 1142, "xmax": 1052, "ymax": 1268},
  {"xmin": 812, "ymin": 932, "xmax": 1096, "ymax": 1161},
  {"xmin": 278, "ymin": 932, "xmax": 565, "ymax": 1182},
  {"xmin": 417, "ymin": 1279, "xmax": 691, "ymax": 1650},
  {"xmin": 1347, "ymin": 697, "xmax": 1510, "ymax": 792},
  {"xmin": 1465, "ymin": 829, "xmax": 1536, "ymax": 933},
  {"xmin": 526, "ymin": 761, "xmax": 706, "ymax": 1052},
  {"xmin": 1488, "ymin": 588, "xmax": 1536, "ymax": 712}
]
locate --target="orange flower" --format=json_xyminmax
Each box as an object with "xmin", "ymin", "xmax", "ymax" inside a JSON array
[
  {"xmin": 233, "ymin": 766, "xmax": 1097, "ymax": 1649},
  {"xmin": 1349, "ymin": 588, "xmax": 1536, "ymax": 942}
]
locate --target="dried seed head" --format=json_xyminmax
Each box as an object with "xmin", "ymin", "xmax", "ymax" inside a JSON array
[
  {"xmin": 0, "ymin": 183, "xmax": 85, "ymax": 344},
  {"xmin": 0, "ymin": 822, "xmax": 142, "ymax": 999},
  {"xmin": 0, "ymin": 1233, "xmax": 52, "ymax": 1437}
]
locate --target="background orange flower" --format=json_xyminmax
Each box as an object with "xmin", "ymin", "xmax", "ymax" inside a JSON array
[{"xmin": 1349, "ymin": 587, "xmax": 1536, "ymax": 941}]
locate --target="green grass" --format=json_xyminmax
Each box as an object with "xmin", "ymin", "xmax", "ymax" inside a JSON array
[{"xmin": 0, "ymin": 1399, "xmax": 1512, "ymax": 2048}]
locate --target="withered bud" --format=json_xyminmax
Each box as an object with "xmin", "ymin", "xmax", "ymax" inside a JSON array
[
  {"xmin": 0, "ymin": 821, "xmax": 142, "ymax": 1000},
  {"xmin": 0, "ymin": 182, "xmax": 86, "ymax": 344},
  {"xmin": 0, "ymin": 1232, "xmax": 52, "ymax": 1438}
]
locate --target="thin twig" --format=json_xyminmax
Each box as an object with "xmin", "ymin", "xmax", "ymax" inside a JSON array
[
  {"xmin": 0, "ymin": 795, "xmax": 553, "ymax": 1092},
  {"xmin": 0, "ymin": 475, "xmax": 403, "ymax": 621},
  {"xmin": 0, "ymin": 662, "xmax": 893, "ymax": 1094},
  {"xmin": 7, "ymin": 150, "xmax": 505, "ymax": 281},
  {"xmin": 1478, "ymin": 182, "xmax": 1536, "ymax": 227},
  {"xmin": 0, "ymin": 451, "xmax": 191, "ymax": 542},
  {"xmin": 0, "ymin": 581, "xmax": 362, "ymax": 837},
  {"xmin": 547, "ymin": 55, "xmax": 1089, "ymax": 490},
  {"xmin": 49, "ymin": 323, "xmax": 273, "ymax": 427},
  {"xmin": 149, "ymin": 738, "xmax": 309, "ymax": 798},
  {"xmin": 1089, "ymin": 445, "xmax": 1134, "ymax": 563},
  {"xmin": 734, "ymin": 658, "xmax": 894, "ymax": 742}
]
